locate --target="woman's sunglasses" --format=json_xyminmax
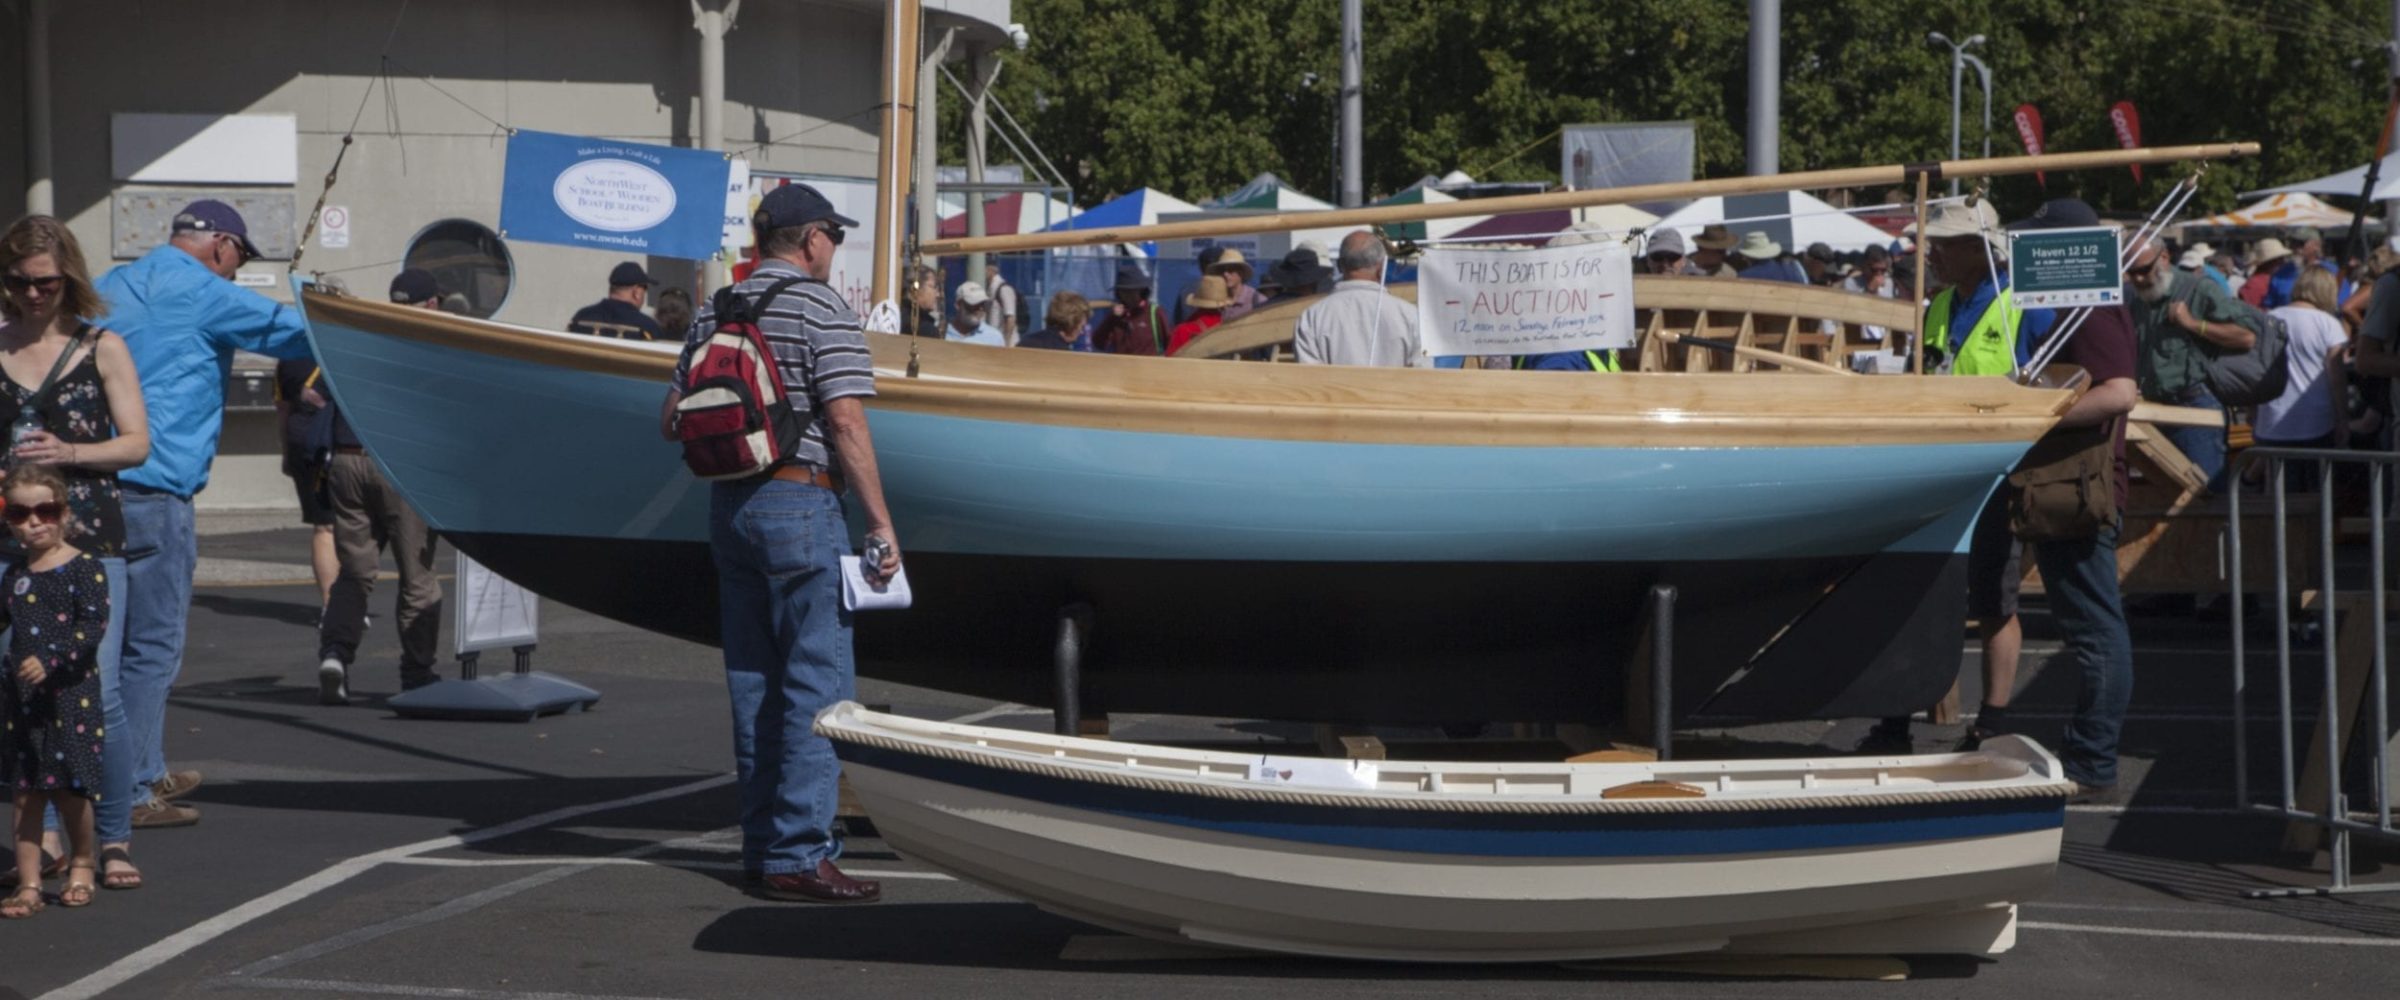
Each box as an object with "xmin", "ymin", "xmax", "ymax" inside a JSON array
[
  {"xmin": 3, "ymin": 500, "xmax": 67, "ymax": 525},
  {"xmin": 2, "ymin": 273, "xmax": 65, "ymax": 294}
]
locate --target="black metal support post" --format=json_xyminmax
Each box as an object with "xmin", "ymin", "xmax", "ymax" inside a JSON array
[
  {"xmin": 1053, "ymin": 603, "xmax": 1093, "ymax": 736},
  {"xmin": 1650, "ymin": 584, "xmax": 1677, "ymax": 762}
]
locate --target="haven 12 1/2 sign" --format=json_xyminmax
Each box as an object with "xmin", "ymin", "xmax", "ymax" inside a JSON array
[{"xmin": 2008, "ymin": 225, "xmax": 2125, "ymax": 309}]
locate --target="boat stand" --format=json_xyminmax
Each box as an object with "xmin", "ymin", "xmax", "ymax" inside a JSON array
[
  {"xmin": 1622, "ymin": 584, "xmax": 1678, "ymax": 761},
  {"xmin": 1052, "ymin": 603, "xmax": 1093, "ymax": 736},
  {"xmin": 389, "ymin": 644, "xmax": 601, "ymax": 722}
]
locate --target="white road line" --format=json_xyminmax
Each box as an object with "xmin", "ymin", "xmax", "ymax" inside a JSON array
[
  {"xmin": 37, "ymin": 773, "xmax": 733, "ymax": 1000},
  {"xmin": 2021, "ymin": 920, "xmax": 2400, "ymax": 946},
  {"xmin": 384, "ymin": 856, "xmax": 956, "ymax": 880},
  {"xmin": 945, "ymin": 702, "xmax": 1035, "ymax": 725},
  {"xmin": 217, "ymin": 978, "xmax": 694, "ymax": 1000}
]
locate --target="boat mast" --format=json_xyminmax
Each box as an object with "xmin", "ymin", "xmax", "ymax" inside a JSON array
[{"xmin": 870, "ymin": 0, "xmax": 922, "ymax": 308}]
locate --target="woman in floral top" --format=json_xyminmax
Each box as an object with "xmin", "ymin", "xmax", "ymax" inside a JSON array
[{"xmin": 0, "ymin": 216, "xmax": 152, "ymax": 893}]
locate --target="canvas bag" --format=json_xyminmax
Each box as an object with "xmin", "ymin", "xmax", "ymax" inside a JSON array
[
  {"xmin": 2007, "ymin": 422, "xmax": 2115, "ymax": 542},
  {"xmin": 2197, "ymin": 312, "xmax": 2290, "ymax": 408}
]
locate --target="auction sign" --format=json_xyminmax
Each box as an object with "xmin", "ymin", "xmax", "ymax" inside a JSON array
[
  {"xmin": 2008, "ymin": 226, "xmax": 2124, "ymax": 309},
  {"xmin": 1418, "ymin": 241, "xmax": 1635, "ymax": 357},
  {"xmin": 501, "ymin": 130, "xmax": 731, "ymax": 260}
]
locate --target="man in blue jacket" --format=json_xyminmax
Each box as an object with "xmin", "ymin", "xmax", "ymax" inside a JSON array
[{"xmin": 96, "ymin": 200, "xmax": 313, "ymax": 828}]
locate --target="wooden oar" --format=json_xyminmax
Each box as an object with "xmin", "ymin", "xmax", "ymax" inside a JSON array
[
  {"xmin": 921, "ymin": 143, "xmax": 2261, "ymax": 257},
  {"xmin": 1658, "ymin": 330, "xmax": 1852, "ymax": 376}
]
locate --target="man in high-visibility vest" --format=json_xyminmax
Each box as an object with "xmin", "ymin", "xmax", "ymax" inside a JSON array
[{"xmin": 1860, "ymin": 198, "xmax": 2055, "ymax": 755}]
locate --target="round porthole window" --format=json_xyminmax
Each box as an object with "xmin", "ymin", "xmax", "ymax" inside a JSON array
[{"xmin": 403, "ymin": 219, "xmax": 513, "ymax": 319}]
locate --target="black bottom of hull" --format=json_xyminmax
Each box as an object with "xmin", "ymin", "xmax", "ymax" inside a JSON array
[{"xmin": 445, "ymin": 532, "xmax": 1964, "ymax": 726}]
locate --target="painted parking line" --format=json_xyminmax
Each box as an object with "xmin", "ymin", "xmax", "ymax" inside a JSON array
[
  {"xmin": 38, "ymin": 774, "xmax": 735, "ymax": 1000},
  {"xmin": 2021, "ymin": 920, "xmax": 2400, "ymax": 947},
  {"xmin": 385, "ymin": 855, "xmax": 956, "ymax": 880}
]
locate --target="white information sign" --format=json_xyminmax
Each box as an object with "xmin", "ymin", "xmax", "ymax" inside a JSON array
[
  {"xmin": 454, "ymin": 552, "xmax": 539, "ymax": 655},
  {"xmin": 721, "ymin": 159, "xmax": 753, "ymax": 250},
  {"xmin": 1418, "ymin": 241, "xmax": 1637, "ymax": 357},
  {"xmin": 318, "ymin": 205, "xmax": 350, "ymax": 249}
]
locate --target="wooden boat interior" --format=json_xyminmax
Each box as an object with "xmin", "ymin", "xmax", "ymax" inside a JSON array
[
  {"xmin": 1180, "ymin": 275, "xmax": 1917, "ymax": 374},
  {"xmin": 819, "ymin": 704, "xmax": 2069, "ymax": 801}
]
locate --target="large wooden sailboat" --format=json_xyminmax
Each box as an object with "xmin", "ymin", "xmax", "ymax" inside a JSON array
[{"xmin": 289, "ymin": 0, "xmax": 2254, "ymax": 725}]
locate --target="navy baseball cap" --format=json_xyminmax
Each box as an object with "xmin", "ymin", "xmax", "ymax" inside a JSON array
[
  {"xmin": 753, "ymin": 183, "xmax": 859, "ymax": 232},
  {"xmin": 608, "ymin": 261, "xmax": 655, "ymax": 287},
  {"xmin": 388, "ymin": 268, "xmax": 440, "ymax": 304},
  {"xmin": 2009, "ymin": 198, "xmax": 2103, "ymax": 232},
  {"xmin": 1112, "ymin": 263, "xmax": 1150, "ymax": 291},
  {"xmin": 172, "ymin": 199, "xmax": 259, "ymax": 259}
]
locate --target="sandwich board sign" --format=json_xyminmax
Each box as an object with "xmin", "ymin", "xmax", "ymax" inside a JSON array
[
  {"xmin": 2009, "ymin": 226, "xmax": 2124, "ymax": 309},
  {"xmin": 454, "ymin": 552, "xmax": 538, "ymax": 655}
]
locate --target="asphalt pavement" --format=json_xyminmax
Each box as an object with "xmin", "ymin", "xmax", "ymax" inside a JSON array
[{"xmin": 1, "ymin": 518, "xmax": 2396, "ymax": 999}]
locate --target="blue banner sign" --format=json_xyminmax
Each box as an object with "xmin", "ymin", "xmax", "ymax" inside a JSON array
[{"xmin": 500, "ymin": 130, "xmax": 731, "ymax": 260}]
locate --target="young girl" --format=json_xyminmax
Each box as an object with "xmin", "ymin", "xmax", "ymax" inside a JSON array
[{"xmin": 2, "ymin": 464, "xmax": 110, "ymax": 917}]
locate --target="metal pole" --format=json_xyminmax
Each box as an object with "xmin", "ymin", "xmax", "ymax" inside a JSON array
[
  {"xmin": 1747, "ymin": 0, "xmax": 1780, "ymax": 176},
  {"xmin": 1948, "ymin": 50, "xmax": 1962, "ymax": 196},
  {"xmin": 693, "ymin": 0, "xmax": 739, "ymax": 294},
  {"xmin": 1910, "ymin": 170, "xmax": 1931, "ymax": 373},
  {"xmin": 1339, "ymin": 0, "xmax": 1363, "ymax": 207},
  {"xmin": 963, "ymin": 46, "xmax": 995, "ymax": 310},
  {"xmin": 1651, "ymin": 585, "xmax": 1677, "ymax": 762},
  {"xmin": 915, "ymin": 27, "xmax": 958, "ymax": 281},
  {"xmin": 24, "ymin": 0, "xmax": 54, "ymax": 216},
  {"xmin": 2232, "ymin": 458, "xmax": 2249, "ymax": 808},
  {"xmin": 1965, "ymin": 52, "xmax": 1992, "ymax": 161}
]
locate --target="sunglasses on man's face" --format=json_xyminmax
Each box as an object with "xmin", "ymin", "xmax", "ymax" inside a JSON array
[
  {"xmin": 4, "ymin": 501, "xmax": 67, "ymax": 525},
  {"xmin": 817, "ymin": 225, "xmax": 847, "ymax": 247},
  {"xmin": 1647, "ymin": 253, "xmax": 1683, "ymax": 265},
  {"xmin": 2, "ymin": 273, "xmax": 65, "ymax": 294}
]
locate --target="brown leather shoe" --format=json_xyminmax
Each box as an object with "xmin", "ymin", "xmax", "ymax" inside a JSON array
[
  {"xmin": 754, "ymin": 860, "xmax": 881, "ymax": 904},
  {"xmin": 130, "ymin": 798, "xmax": 200, "ymax": 829},
  {"xmin": 151, "ymin": 771, "xmax": 204, "ymax": 802}
]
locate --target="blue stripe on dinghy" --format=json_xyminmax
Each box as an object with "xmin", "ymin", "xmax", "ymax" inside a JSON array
[{"xmin": 833, "ymin": 740, "xmax": 2065, "ymax": 859}]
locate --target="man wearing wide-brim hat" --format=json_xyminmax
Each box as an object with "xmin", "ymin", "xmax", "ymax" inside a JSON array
[
  {"xmin": 1733, "ymin": 231, "xmax": 1808, "ymax": 284},
  {"xmin": 1168, "ymin": 274, "xmax": 1234, "ymax": 355},
  {"xmin": 1689, "ymin": 224, "xmax": 1739, "ymax": 278},
  {"xmin": 1918, "ymin": 199, "xmax": 2054, "ymax": 377},
  {"xmin": 1091, "ymin": 263, "xmax": 1167, "ymax": 356},
  {"xmin": 2237, "ymin": 237, "xmax": 2291, "ymax": 307},
  {"xmin": 1263, "ymin": 248, "xmax": 1334, "ymax": 300}
]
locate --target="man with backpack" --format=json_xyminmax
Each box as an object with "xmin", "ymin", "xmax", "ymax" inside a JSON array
[
  {"xmin": 2128, "ymin": 236, "xmax": 2269, "ymax": 494},
  {"xmin": 659, "ymin": 182, "xmax": 901, "ymax": 905}
]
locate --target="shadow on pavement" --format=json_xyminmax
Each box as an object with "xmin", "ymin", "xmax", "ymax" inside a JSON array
[{"xmin": 193, "ymin": 591, "xmax": 324, "ymax": 628}]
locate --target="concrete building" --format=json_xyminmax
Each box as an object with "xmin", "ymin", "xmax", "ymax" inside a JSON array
[{"xmin": 5, "ymin": 0, "xmax": 1012, "ymax": 509}]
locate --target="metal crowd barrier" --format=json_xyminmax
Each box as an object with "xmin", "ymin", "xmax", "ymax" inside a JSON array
[{"xmin": 2227, "ymin": 446, "xmax": 2398, "ymax": 899}]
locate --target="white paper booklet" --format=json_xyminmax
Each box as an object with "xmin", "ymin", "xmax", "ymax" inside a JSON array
[{"xmin": 840, "ymin": 556, "xmax": 913, "ymax": 611}]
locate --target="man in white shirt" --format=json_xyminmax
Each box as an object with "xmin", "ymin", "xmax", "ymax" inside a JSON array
[
  {"xmin": 1293, "ymin": 231, "xmax": 1422, "ymax": 367},
  {"xmin": 983, "ymin": 265, "xmax": 1020, "ymax": 345},
  {"xmin": 944, "ymin": 282, "xmax": 1006, "ymax": 347}
]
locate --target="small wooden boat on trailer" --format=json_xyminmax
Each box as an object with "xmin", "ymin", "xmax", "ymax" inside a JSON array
[{"xmin": 817, "ymin": 702, "xmax": 2072, "ymax": 962}]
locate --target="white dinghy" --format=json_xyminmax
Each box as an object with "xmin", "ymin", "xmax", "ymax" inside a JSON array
[{"xmin": 816, "ymin": 703, "xmax": 2072, "ymax": 963}]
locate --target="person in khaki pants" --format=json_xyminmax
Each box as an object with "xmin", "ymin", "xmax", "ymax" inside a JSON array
[{"xmin": 314, "ymin": 269, "xmax": 445, "ymax": 703}]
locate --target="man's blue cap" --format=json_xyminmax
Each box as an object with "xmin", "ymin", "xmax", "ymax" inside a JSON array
[
  {"xmin": 608, "ymin": 261, "xmax": 655, "ymax": 287},
  {"xmin": 1113, "ymin": 263, "xmax": 1150, "ymax": 290},
  {"xmin": 754, "ymin": 183, "xmax": 859, "ymax": 232},
  {"xmin": 172, "ymin": 199, "xmax": 259, "ymax": 259},
  {"xmin": 389, "ymin": 268, "xmax": 440, "ymax": 304}
]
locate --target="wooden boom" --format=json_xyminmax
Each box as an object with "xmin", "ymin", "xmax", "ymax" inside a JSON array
[{"xmin": 921, "ymin": 143, "xmax": 2260, "ymax": 257}]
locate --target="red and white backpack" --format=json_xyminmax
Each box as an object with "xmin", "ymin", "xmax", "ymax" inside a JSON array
[{"xmin": 674, "ymin": 277, "xmax": 808, "ymax": 480}]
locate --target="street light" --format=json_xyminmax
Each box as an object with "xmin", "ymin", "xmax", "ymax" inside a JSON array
[{"xmin": 1927, "ymin": 32, "xmax": 1988, "ymax": 197}]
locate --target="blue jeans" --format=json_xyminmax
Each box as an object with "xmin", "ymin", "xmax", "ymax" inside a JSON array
[
  {"xmin": 2164, "ymin": 386, "xmax": 2229, "ymax": 494},
  {"xmin": 119, "ymin": 488, "xmax": 197, "ymax": 792},
  {"xmin": 2034, "ymin": 519, "xmax": 2134, "ymax": 787},
  {"xmin": 43, "ymin": 556, "xmax": 131, "ymax": 844},
  {"xmin": 710, "ymin": 479, "xmax": 853, "ymax": 875}
]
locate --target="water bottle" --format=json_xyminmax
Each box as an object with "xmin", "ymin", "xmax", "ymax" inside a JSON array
[{"xmin": 9, "ymin": 409, "xmax": 41, "ymax": 450}]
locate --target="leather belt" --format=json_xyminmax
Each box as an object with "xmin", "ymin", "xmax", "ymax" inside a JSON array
[
  {"xmin": 772, "ymin": 464, "xmax": 845, "ymax": 493},
  {"xmin": 333, "ymin": 445, "xmax": 368, "ymax": 456}
]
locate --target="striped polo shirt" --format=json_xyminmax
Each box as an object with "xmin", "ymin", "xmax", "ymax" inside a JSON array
[{"xmin": 673, "ymin": 258, "xmax": 876, "ymax": 472}]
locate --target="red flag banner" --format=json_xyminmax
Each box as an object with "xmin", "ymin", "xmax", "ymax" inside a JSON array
[
  {"xmin": 2013, "ymin": 104, "xmax": 2047, "ymax": 188},
  {"xmin": 2109, "ymin": 101, "xmax": 2143, "ymax": 184}
]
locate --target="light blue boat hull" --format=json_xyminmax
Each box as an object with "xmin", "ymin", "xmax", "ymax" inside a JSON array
[{"xmin": 301, "ymin": 291, "xmax": 2026, "ymax": 725}]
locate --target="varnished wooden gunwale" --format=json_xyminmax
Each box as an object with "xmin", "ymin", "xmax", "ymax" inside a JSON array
[{"xmin": 304, "ymin": 288, "xmax": 2069, "ymax": 449}]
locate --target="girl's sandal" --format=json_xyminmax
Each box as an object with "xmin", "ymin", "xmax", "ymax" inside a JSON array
[
  {"xmin": 100, "ymin": 846, "xmax": 142, "ymax": 890},
  {"xmin": 1, "ymin": 886, "xmax": 44, "ymax": 919},
  {"xmin": 0, "ymin": 851, "xmax": 69, "ymax": 891},
  {"xmin": 60, "ymin": 865, "xmax": 97, "ymax": 908}
]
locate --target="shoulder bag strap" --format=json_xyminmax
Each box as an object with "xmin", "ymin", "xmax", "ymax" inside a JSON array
[{"xmin": 22, "ymin": 322, "xmax": 92, "ymax": 415}]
